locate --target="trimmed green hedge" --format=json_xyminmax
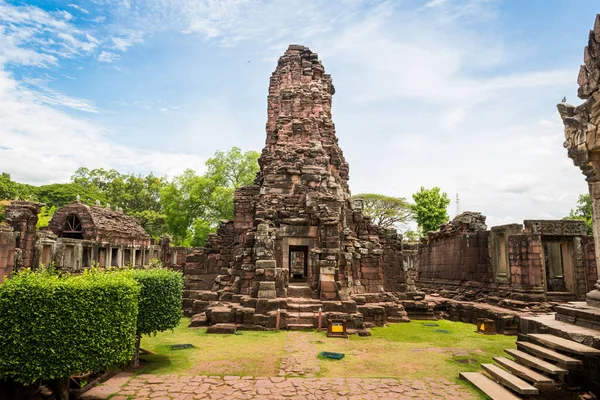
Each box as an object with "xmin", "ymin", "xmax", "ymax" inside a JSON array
[
  {"xmin": 131, "ymin": 268, "xmax": 183, "ymax": 336},
  {"xmin": 0, "ymin": 269, "xmax": 140, "ymax": 385}
]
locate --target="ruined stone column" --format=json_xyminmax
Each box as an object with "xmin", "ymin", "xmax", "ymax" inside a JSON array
[
  {"xmin": 558, "ymin": 14, "xmax": 600, "ymax": 307},
  {"xmin": 5, "ymin": 201, "xmax": 44, "ymax": 270},
  {"xmin": 587, "ymin": 181, "xmax": 600, "ymax": 305},
  {"xmin": 0, "ymin": 225, "xmax": 16, "ymax": 282}
]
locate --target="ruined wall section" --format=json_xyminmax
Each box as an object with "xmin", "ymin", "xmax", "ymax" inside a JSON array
[
  {"xmin": 418, "ymin": 212, "xmax": 492, "ymax": 287},
  {"xmin": 5, "ymin": 201, "xmax": 43, "ymax": 270},
  {"xmin": 417, "ymin": 214, "xmax": 595, "ymax": 304}
]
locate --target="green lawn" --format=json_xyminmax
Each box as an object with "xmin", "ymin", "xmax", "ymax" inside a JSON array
[
  {"xmin": 137, "ymin": 318, "xmax": 516, "ymax": 399},
  {"xmin": 138, "ymin": 319, "xmax": 286, "ymax": 376}
]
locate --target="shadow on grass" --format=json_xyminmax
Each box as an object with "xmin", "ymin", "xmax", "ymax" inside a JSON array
[{"xmin": 138, "ymin": 353, "xmax": 174, "ymax": 374}]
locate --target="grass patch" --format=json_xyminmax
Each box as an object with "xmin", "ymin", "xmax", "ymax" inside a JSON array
[{"xmin": 137, "ymin": 318, "xmax": 286, "ymax": 376}]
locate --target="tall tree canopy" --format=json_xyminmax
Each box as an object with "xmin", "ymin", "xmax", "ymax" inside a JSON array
[
  {"xmin": 411, "ymin": 186, "xmax": 450, "ymax": 235},
  {"xmin": 205, "ymin": 147, "xmax": 260, "ymax": 187},
  {"xmin": 0, "ymin": 173, "xmax": 34, "ymax": 200},
  {"xmin": 352, "ymin": 193, "xmax": 413, "ymax": 230},
  {"xmin": 161, "ymin": 147, "xmax": 260, "ymax": 246},
  {"xmin": 565, "ymin": 193, "xmax": 593, "ymax": 235}
]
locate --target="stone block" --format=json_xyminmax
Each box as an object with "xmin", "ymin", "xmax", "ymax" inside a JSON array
[{"xmin": 206, "ymin": 323, "xmax": 237, "ymax": 334}]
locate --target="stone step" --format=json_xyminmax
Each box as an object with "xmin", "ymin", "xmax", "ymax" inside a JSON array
[
  {"xmin": 286, "ymin": 297, "xmax": 322, "ymax": 304},
  {"xmin": 481, "ymin": 363, "xmax": 539, "ymax": 395},
  {"xmin": 287, "ymin": 323, "xmax": 314, "ymax": 331},
  {"xmin": 505, "ymin": 349, "xmax": 568, "ymax": 375},
  {"xmin": 459, "ymin": 372, "xmax": 520, "ymax": 400},
  {"xmin": 555, "ymin": 302, "xmax": 600, "ymax": 330},
  {"xmin": 517, "ymin": 341, "xmax": 583, "ymax": 367},
  {"xmin": 526, "ymin": 334, "xmax": 600, "ymax": 356},
  {"xmin": 493, "ymin": 357, "xmax": 555, "ymax": 386},
  {"xmin": 287, "ymin": 303, "xmax": 322, "ymax": 312},
  {"xmin": 286, "ymin": 311, "xmax": 315, "ymax": 325},
  {"xmin": 288, "ymin": 285, "xmax": 312, "ymax": 298}
]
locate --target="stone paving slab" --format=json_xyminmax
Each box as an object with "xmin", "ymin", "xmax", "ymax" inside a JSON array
[
  {"xmin": 81, "ymin": 372, "xmax": 133, "ymax": 399},
  {"xmin": 95, "ymin": 374, "xmax": 475, "ymax": 400}
]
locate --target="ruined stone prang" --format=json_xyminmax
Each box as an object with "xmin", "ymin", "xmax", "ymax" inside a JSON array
[
  {"xmin": 256, "ymin": 45, "xmax": 350, "ymax": 227},
  {"xmin": 558, "ymin": 14, "xmax": 600, "ymax": 306},
  {"xmin": 181, "ymin": 44, "xmax": 415, "ymax": 329}
]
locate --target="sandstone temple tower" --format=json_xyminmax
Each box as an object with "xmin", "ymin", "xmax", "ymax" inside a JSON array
[
  {"xmin": 558, "ymin": 14, "xmax": 600, "ymax": 307},
  {"xmin": 184, "ymin": 45, "xmax": 410, "ymax": 322}
]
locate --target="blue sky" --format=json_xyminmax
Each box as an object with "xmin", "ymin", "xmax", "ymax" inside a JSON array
[{"xmin": 0, "ymin": 0, "xmax": 598, "ymax": 227}]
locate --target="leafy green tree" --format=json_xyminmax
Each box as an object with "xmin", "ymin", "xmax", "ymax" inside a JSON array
[
  {"xmin": 161, "ymin": 170, "xmax": 217, "ymax": 246},
  {"xmin": 34, "ymin": 183, "xmax": 102, "ymax": 209},
  {"xmin": 36, "ymin": 205, "xmax": 56, "ymax": 228},
  {"xmin": 205, "ymin": 147, "xmax": 260, "ymax": 187},
  {"xmin": 411, "ymin": 186, "xmax": 450, "ymax": 235},
  {"xmin": 352, "ymin": 193, "xmax": 413, "ymax": 230},
  {"xmin": 161, "ymin": 148, "xmax": 260, "ymax": 246},
  {"xmin": 565, "ymin": 193, "xmax": 593, "ymax": 235},
  {"xmin": 0, "ymin": 173, "xmax": 35, "ymax": 200}
]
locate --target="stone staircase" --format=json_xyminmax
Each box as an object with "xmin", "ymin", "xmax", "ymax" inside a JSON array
[
  {"xmin": 460, "ymin": 333, "xmax": 600, "ymax": 399},
  {"xmin": 286, "ymin": 297, "xmax": 322, "ymax": 330}
]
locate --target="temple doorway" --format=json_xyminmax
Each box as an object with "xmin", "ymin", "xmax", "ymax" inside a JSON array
[
  {"xmin": 289, "ymin": 245, "xmax": 308, "ymax": 283},
  {"xmin": 543, "ymin": 240, "xmax": 575, "ymax": 294}
]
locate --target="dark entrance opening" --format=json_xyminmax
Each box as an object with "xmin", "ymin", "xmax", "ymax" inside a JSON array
[
  {"xmin": 543, "ymin": 240, "xmax": 574, "ymax": 293},
  {"xmin": 289, "ymin": 245, "xmax": 308, "ymax": 282}
]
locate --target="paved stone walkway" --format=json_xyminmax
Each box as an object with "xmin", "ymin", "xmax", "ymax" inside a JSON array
[
  {"xmin": 278, "ymin": 331, "xmax": 320, "ymax": 377},
  {"xmin": 95, "ymin": 374, "xmax": 475, "ymax": 400}
]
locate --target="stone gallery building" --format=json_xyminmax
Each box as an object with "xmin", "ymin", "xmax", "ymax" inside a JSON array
[{"xmin": 0, "ymin": 200, "xmax": 164, "ymax": 280}]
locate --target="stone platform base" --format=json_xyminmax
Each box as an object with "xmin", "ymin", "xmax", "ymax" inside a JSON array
[
  {"xmin": 555, "ymin": 302, "xmax": 600, "ymax": 330},
  {"xmin": 187, "ymin": 291, "xmax": 427, "ymax": 331},
  {"xmin": 427, "ymin": 295, "xmax": 534, "ymax": 334}
]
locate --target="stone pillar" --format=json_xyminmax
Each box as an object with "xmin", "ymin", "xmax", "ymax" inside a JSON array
[
  {"xmin": 587, "ymin": 181, "xmax": 600, "ymax": 306},
  {"xmin": 160, "ymin": 236, "xmax": 172, "ymax": 268},
  {"xmin": 0, "ymin": 225, "xmax": 16, "ymax": 282},
  {"xmin": 107, "ymin": 247, "xmax": 113, "ymax": 267}
]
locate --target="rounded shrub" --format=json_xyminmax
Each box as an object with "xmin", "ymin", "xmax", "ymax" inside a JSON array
[
  {"xmin": 0, "ymin": 269, "xmax": 140, "ymax": 385},
  {"xmin": 131, "ymin": 268, "xmax": 183, "ymax": 336},
  {"xmin": 129, "ymin": 268, "xmax": 183, "ymax": 366}
]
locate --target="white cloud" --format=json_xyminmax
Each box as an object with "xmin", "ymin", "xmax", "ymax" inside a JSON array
[
  {"xmin": 67, "ymin": 4, "xmax": 90, "ymax": 14},
  {"xmin": 440, "ymin": 108, "xmax": 467, "ymax": 129},
  {"xmin": 0, "ymin": 1, "xmax": 206, "ymax": 184},
  {"xmin": 0, "ymin": 67, "xmax": 207, "ymax": 184},
  {"xmin": 111, "ymin": 30, "xmax": 144, "ymax": 51},
  {"xmin": 98, "ymin": 50, "xmax": 120, "ymax": 63}
]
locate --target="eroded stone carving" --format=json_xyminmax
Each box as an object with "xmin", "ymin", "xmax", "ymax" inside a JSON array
[{"xmin": 558, "ymin": 14, "xmax": 600, "ymax": 306}]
